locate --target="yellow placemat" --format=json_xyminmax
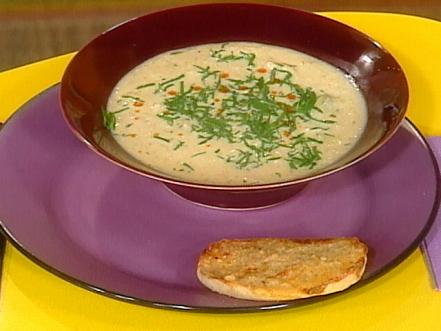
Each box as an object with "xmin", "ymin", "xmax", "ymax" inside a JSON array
[{"xmin": 0, "ymin": 12, "xmax": 440, "ymax": 331}]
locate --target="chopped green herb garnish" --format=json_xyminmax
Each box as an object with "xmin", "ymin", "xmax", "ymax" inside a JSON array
[
  {"xmin": 156, "ymin": 74, "xmax": 185, "ymax": 93},
  {"xmin": 151, "ymin": 62, "xmax": 331, "ymax": 169},
  {"xmin": 194, "ymin": 65, "xmax": 220, "ymax": 83},
  {"xmin": 103, "ymin": 44, "xmax": 348, "ymax": 172},
  {"xmin": 273, "ymin": 62, "xmax": 296, "ymax": 68},
  {"xmin": 114, "ymin": 107, "xmax": 130, "ymax": 114},
  {"xmin": 121, "ymin": 95, "xmax": 144, "ymax": 102},
  {"xmin": 310, "ymin": 126, "xmax": 329, "ymax": 131},
  {"xmin": 102, "ymin": 108, "xmax": 116, "ymax": 130},
  {"xmin": 102, "ymin": 105, "xmax": 129, "ymax": 131},
  {"xmin": 182, "ymin": 162, "xmax": 194, "ymax": 171},
  {"xmin": 210, "ymin": 47, "xmax": 256, "ymax": 66},
  {"xmin": 191, "ymin": 151, "xmax": 207, "ymax": 158},
  {"xmin": 136, "ymin": 83, "xmax": 155, "ymax": 89},
  {"xmin": 174, "ymin": 141, "xmax": 184, "ymax": 150},
  {"xmin": 153, "ymin": 135, "xmax": 170, "ymax": 143},
  {"xmin": 286, "ymin": 136, "xmax": 323, "ymax": 169}
]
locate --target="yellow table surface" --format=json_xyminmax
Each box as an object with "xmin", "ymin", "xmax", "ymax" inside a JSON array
[{"xmin": 0, "ymin": 12, "xmax": 440, "ymax": 331}]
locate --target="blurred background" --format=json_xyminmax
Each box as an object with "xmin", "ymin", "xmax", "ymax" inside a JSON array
[{"xmin": 1, "ymin": 0, "xmax": 440, "ymax": 71}]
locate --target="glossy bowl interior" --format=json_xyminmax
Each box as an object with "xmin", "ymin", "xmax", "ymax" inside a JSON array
[{"xmin": 60, "ymin": 3, "xmax": 408, "ymax": 208}]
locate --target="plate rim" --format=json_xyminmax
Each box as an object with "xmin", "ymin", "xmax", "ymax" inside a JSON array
[{"xmin": 0, "ymin": 85, "xmax": 439, "ymax": 313}]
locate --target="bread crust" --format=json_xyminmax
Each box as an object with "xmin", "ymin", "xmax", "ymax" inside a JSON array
[{"xmin": 197, "ymin": 237, "xmax": 367, "ymax": 301}]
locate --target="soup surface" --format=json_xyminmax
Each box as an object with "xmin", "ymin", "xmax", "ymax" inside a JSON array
[{"xmin": 106, "ymin": 42, "xmax": 367, "ymax": 185}]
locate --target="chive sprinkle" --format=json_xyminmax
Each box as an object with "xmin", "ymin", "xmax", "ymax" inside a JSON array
[
  {"xmin": 119, "ymin": 46, "xmax": 342, "ymax": 171},
  {"xmin": 136, "ymin": 83, "xmax": 155, "ymax": 89},
  {"xmin": 182, "ymin": 162, "xmax": 194, "ymax": 171},
  {"xmin": 153, "ymin": 135, "xmax": 170, "ymax": 143},
  {"xmin": 191, "ymin": 151, "xmax": 207, "ymax": 158},
  {"xmin": 114, "ymin": 107, "xmax": 130, "ymax": 114},
  {"xmin": 174, "ymin": 141, "xmax": 184, "ymax": 150},
  {"xmin": 154, "ymin": 64, "xmax": 330, "ymax": 169},
  {"xmin": 156, "ymin": 74, "xmax": 185, "ymax": 93},
  {"xmin": 102, "ymin": 108, "xmax": 116, "ymax": 130},
  {"xmin": 121, "ymin": 95, "xmax": 144, "ymax": 102}
]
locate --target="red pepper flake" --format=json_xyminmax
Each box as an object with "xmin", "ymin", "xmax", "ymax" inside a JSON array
[
  {"xmin": 193, "ymin": 85, "xmax": 202, "ymax": 91},
  {"xmin": 239, "ymin": 86, "xmax": 248, "ymax": 90},
  {"xmin": 167, "ymin": 90, "xmax": 177, "ymax": 96},
  {"xmin": 257, "ymin": 67, "xmax": 267, "ymax": 73},
  {"xmin": 287, "ymin": 93, "xmax": 297, "ymax": 100},
  {"xmin": 134, "ymin": 101, "xmax": 144, "ymax": 107},
  {"xmin": 220, "ymin": 72, "xmax": 229, "ymax": 79},
  {"xmin": 271, "ymin": 90, "xmax": 277, "ymax": 95},
  {"xmin": 283, "ymin": 130, "xmax": 291, "ymax": 137},
  {"xmin": 218, "ymin": 85, "xmax": 230, "ymax": 93},
  {"xmin": 135, "ymin": 109, "xmax": 140, "ymax": 113},
  {"xmin": 214, "ymin": 98, "xmax": 220, "ymax": 102}
]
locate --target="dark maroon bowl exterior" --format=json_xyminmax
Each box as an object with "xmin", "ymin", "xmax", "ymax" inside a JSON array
[
  {"xmin": 165, "ymin": 182, "xmax": 307, "ymax": 209},
  {"xmin": 60, "ymin": 3, "xmax": 408, "ymax": 207}
]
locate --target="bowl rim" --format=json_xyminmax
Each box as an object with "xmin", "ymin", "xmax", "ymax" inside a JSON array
[{"xmin": 60, "ymin": 2, "xmax": 409, "ymax": 191}]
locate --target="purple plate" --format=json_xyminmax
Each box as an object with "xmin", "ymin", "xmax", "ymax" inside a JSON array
[{"xmin": 0, "ymin": 86, "xmax": 439, "ymax": 312}]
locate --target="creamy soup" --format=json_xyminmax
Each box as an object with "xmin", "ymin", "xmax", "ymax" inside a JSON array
[{"xmin": 105, "ymin": 42, "xmax": 367, "ymax": 185}]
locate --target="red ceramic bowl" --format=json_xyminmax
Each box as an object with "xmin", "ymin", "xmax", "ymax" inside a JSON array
[{"xmin": 60, "ymin": 3, "xmax": 408, "ymax": 209}]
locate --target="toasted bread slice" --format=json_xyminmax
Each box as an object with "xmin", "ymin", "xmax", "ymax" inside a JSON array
[{"xmin": 197, "ymin": 237, "xmax": 367, "ymax": 301}]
